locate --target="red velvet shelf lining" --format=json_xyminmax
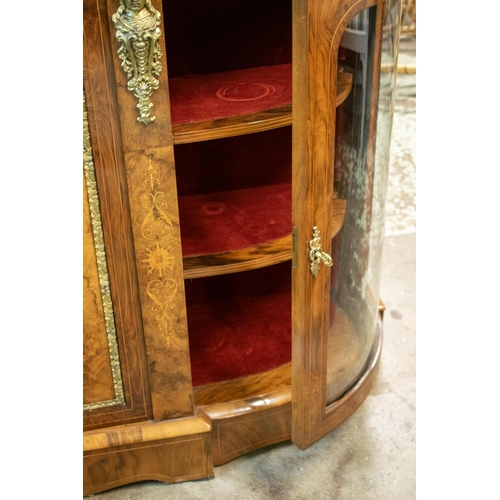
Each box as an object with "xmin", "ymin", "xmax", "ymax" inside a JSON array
[
  {"xmin": 178, "ymin": 183, "xmax": 291, "ymax": 257},
  {"xmin": 185, "ymin": 263, "xmax": 291, "ymax": 387},
  {"xmin": 169, "ymin": 64, "xmax": 292, "ymax": 125}
]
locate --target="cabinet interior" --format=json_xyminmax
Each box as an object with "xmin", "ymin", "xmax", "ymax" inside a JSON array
[
  {"xmin": 163, "ymin": 0, "xmax": 293, "ymax": 142},
  {"xmin": 162, "ymin": 0, "xmax": 292, "ymax": 78},
  {"xmin": 185, "ymin": 262, "xmax": 291, "ymax": 387},
  {"xmin": 163, "ymin": 0, "xmax": 357, "ymax": 392},
  {"xmin": 162, "ymin": 0, "xmax": 293, "ymax": 390},
  {"xmin": 175, "ymin": 128, "xmax": 291, "ymax": 258}
]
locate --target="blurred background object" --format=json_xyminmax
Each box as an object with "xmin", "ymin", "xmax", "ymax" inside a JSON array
[{"xmin": 401, "ymin": 0, "xmax": 416, "ymax": 34}]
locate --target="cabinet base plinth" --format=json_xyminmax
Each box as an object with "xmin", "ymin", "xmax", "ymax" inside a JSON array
[{"xmin": 83, "ymin": 417, "xmax": 213, "ymax": 496}]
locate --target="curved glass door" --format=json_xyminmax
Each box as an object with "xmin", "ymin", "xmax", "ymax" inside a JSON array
[
  {"xmin": 327, "ymin": 0, "xmax": 400, "ymax": 405},
  {"xmin": 326, "ymin": 6, "xmax": 379, "ymax": 404},
  {"xmin": 291, "ymin": 0, "xmax": 401, "ymax": 450}
]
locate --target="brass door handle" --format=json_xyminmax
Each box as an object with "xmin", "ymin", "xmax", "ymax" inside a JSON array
[{"xmin": 309, "ymin": 226, "xmax": 333, "ymax": 277}]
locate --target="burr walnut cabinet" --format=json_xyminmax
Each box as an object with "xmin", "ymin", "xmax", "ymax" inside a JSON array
[{"xmin": 83, "ymin": 0, "xmax": 401, "ymax": 495}]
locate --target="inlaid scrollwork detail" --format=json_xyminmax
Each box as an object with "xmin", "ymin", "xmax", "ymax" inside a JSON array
[
  {"xmin": 147, "ymin": 279, "xmax": 178, "ymax": 346},
  {"xmin": 142, "ymin": 156, "xmax": 180, "ymax": 348},
  {"xmin": 112, "ymin": 0, "xmax": 162, "ymax": 125}
]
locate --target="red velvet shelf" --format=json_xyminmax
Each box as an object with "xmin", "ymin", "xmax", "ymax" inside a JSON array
[
  {"xmin": 169, "ymin": 64, "xmax": 292, "ymax": 124},
  {"xmin": 170, "ymin": 64, "xmax": 292, "ymax": 143},
  {"xmin": 178, "ymin": 183, "xmax": 291, "ymax": 258},
  {"xmin": 185, "ymin": 263, "xmax": 291, "ymax": 387}
]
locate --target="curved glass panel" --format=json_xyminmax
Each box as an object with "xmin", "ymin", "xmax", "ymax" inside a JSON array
[{"xmin": 326, "ymin": 1, "xmax": 401, "ymax": 405}]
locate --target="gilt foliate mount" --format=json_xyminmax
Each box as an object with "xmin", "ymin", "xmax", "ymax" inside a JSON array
[{"xmin": 112, "ymin": 0, "xmax": 163, "ymax": 125}]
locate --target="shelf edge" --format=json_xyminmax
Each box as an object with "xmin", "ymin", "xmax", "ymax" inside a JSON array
[{"xmin": 183, "ymin": 235, "xmax": 292, "ymax": 279}]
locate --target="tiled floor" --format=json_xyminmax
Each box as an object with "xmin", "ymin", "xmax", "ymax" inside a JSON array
[{"xmin": 87, "ymin": 36, "xmax": 416, "ymax": 500}]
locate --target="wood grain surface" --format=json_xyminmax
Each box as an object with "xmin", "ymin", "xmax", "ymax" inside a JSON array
[
  {"xmin": 103, "ymin": 0, "xmax": 196, "ymax": 421},
  {"xmin": 83, "ymin": 416, "xmax": 213, "ymax": 495},
  {"xmin": 201, "ymin": 390, "xmax": 292, "ymax": 466},
  {"xmin": 83, "ymin": 175, "xmax": 115, "ymax": 405},
  {"xmin": 183, "ymin": 235, "xmax": 292, "ymax": 279},
  {"xmin": 291, "ymin": 0, "xmax": 383, "ymax": 450},
  {"xmin": 83, "ymin": 0, "xmax": 153, "ymax": 431},
  {"xmin": 193, "ymin": 363, "xmax": 292, "ymax": 407},
  {"xmin": 173, "ymin": 104, "xmax": 293, "ymax": 144}
]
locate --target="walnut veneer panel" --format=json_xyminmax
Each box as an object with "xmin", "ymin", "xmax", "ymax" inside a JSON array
[
  {"xmin": 83, "ymin": 175, "xmax": 115, "ymax": 405},
  {"xmin": 199, "ymin": 388, "xmax": 292, "ymax": 466},
  {"xmin": 121, "ymin": 147, "xmax": 194, "ymax": 420},
  {"xmin": 208, "ymin": 404, "xmax": 291, "ymax": 466},
  {"xmin": 83, "ymin": 417, "xmax": 213, "ymax": 495}
]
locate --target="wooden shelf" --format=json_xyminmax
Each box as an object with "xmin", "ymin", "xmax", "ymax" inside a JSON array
[
  {"xmin": 170, "ymin": 64, "xmax": 292, "ymax": 144},
  {"xmin": 178, "ymin": 183, "xmax": 291, "ymax": 259},
  {"xmin": 193, "ymin": 363, "xmax": 291, "ymax": 407},
  {"xmin": 182, "ymin": 196, "xmax": 346, "ymax": 279},
  {"xmin": 183, "ymin": 235, "xmax": 292, "ymax": 279},
  {"xmin": 184, "ymin": 234, "xmax": 292, "ymax": 279},
  {"xmin": 173, "ymin": 103, "xmax": 292, "ymax": 144},
  {"xmin": 184, "ymin": 263, "xmax": 291, "ymax": 388},
  {"xmin": 170, "ymin": 69, "xmax": 352, "ymax": 144}
]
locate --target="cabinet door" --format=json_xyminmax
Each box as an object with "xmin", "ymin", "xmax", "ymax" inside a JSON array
[
  {"xmin": 83, "ymin": 52, "xmax": 152, "ymax": 430},
  {"xmin": 84, "ymin": 0, "xmax": 195, "ymax": 426},
  {"xmin": 84, "ymin": 90, "xmax": 154, "ymax": 430},
  {"xmin": 291, "ymin": 0, "xmax": 400, "ymax": 449}
]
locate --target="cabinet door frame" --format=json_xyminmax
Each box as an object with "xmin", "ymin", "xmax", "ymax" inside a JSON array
[
  {"xmin": 291, "ymin": 0, "xmax": 385, "ymax": 450},
  {"xmin": 83, "ymin": 0, "xmax": 153, "ymax": 430}
]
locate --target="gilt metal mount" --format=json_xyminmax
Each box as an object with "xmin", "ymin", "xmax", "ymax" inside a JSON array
[{"xmin": 112, "ymin": 0, "xmax": 163, "ymax": 124}]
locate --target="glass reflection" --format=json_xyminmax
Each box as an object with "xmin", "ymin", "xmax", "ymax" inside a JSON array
[{"xmin": 326, "ymin": 0, "xmax": 401, "ymax": 405}]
